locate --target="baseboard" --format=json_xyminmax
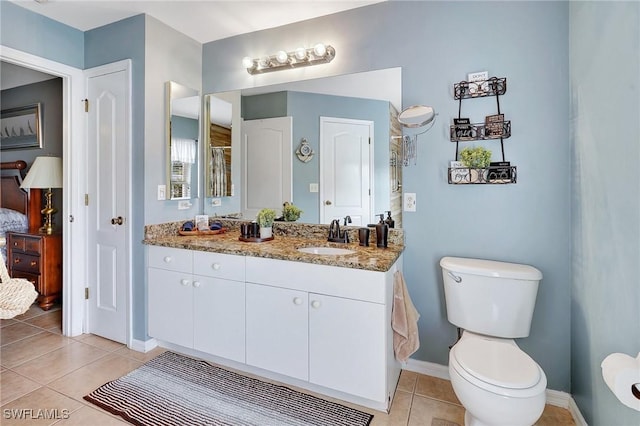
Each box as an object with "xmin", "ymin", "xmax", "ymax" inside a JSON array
[
  {"xmin": 129, "ymin": 337, "xmax": 158, "ymax": 353},
  {"xmin": 403, "ymin": 358, "xmax": 587, "ymax": 425}
]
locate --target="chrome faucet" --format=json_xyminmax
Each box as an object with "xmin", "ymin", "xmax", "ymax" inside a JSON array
[{"xmin": 327, "ymin": 219, "xmax": 349, "ymax": 243}]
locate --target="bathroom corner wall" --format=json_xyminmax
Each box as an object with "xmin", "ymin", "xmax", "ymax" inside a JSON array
[{"xmin": 570, "ymin": 2, "xmax": 640, "ymax": 424}]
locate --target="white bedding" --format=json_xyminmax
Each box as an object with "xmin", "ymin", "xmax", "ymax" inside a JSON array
[{"xmin": 0, "ymin": 207, "xmax": 28, "ymax": 259}]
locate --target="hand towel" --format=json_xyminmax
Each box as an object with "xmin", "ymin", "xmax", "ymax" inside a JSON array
[{"xmin": 392, "ymin": 270, "xmax": 420, "ymax": 362}]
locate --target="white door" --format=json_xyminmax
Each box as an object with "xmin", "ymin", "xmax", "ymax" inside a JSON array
[
  {"xmin": 320, "ymin": 117, "xmax": 373, "ymax": 226},
  {"xmin": 241, "ymin": 117, "xmax": 292, "ymax": 219},
  {"xmin": 86, "ymin": 62, "xmax": 131, "ymax": 344}
]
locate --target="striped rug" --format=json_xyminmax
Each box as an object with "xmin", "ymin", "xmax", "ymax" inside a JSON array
[{"xmin": 84, "ymin": 351, "xmax": 374, "ymax": 426}]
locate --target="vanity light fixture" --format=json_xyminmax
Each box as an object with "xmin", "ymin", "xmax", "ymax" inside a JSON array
[{"xmin": 242, "ymin": 43, "xmax": 335, "ymax": 75}]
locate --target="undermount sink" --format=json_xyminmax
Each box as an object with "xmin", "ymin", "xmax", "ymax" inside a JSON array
[{"xmin": 297, "ymin": 247, "xmax": 356, "ymax": 256}]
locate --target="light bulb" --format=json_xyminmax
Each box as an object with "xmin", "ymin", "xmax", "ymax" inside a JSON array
[
  {"xmin": 275, "ymin": 50, "xmax": 289, "ymax": 64},
  {"xmin": 242, "ymin": 56, "xmax": 254, "ymax": 69},
  {"xmin": 313, "ymin": 43, "xmax": 327, "ymax": 57},
  {"xmin": 294, "ymin": 47, "xmax": 307, "ymax": 61},
  {"xmin": 258, "ymin": 56, "xmax": 270, "ymax": 68}
]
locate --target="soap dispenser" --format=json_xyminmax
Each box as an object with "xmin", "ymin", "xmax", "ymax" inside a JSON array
[
  {"xmin": 384, "ymin": 211, "xmax": 395, "ymax": 229},
  {"xmin": 375, "ymin": 214, "xmax": 388, "ymax": 248}
]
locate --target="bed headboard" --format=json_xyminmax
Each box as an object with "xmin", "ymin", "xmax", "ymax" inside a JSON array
[{"xmin": 1, "ymin": 160, "xmax": 42, "ymax": 231}]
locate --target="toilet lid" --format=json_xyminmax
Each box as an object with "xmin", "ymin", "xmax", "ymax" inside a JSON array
[{"xmin": 453, "ymin": 338, "xmax": 541, "ymax": 389}]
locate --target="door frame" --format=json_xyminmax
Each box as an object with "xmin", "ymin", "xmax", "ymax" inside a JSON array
[
  {"xmin": 0, "ymin": 45, "xmax": 86, "ymax": 337},
  {"xmin": 84, "ymin": 60, "xmax": 133, "ymax": 347},
  {"xmin": 318, "ymin": 116, "xmax": 374, "ymax": 225}
]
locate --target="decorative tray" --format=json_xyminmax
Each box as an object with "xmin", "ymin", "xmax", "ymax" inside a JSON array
[
  {"xmin": 178, "ymin": 228, "xmax": 228, "ymax": 236},
  {"xmin": 238, "ymin": 236, "xmax": 274, "ymax": 243}
]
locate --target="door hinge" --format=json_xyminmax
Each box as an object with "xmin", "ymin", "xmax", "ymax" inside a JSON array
[
  {"xmin": 84, "ymin": 194, "xmax": 89, "ymax": 206},
  {"xmin": 85, "ymin": 287, "xmax": 89, "ymax": 299},
  {"xmin": 368, "ymin": 137, "xmax": 371, "ymax": 144},
  {"xmin": 83, "ymin": 99, "xmax": 89, "ymax": 112}
]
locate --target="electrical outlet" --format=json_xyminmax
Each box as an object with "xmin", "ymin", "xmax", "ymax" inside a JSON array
[
  {"xmin": 157, "ymin": 185, "xmax": 166, "ymax": 201},
  {"xmin": 211, "ymin": 198, "xmax": 222, "ymax": 206},
  {"xmin": 178, "ymin": 201, "xmax": 192, "ymax": 210},
  {"xmin": 404, "ymin": 192, "xmax": 416, "ymax": 212},
  {"xmin": 309, "ymin": 183, "xmax": 319, "ymax": 193}
]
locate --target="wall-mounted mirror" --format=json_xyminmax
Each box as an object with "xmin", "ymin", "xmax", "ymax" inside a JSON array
[
  {"xmin": 204, "ymin": 93, "xmax": 234, "ymax": 197},
  {"xmin": 202, "ymin": 68, "xmax": 403, "ymax": 227},
  {"xmin": 166, "ymin": 81, "xmax": 200, "ymax": 200}
]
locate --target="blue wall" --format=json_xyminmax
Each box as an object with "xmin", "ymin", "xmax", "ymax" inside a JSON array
[
  {"xmin": 203, "ymin": 1, "xmax": 571, "ymax": 392},
  {"xmin": 0, "ymin": 1, "xmax": 83, "ymax": 68},
  {"xmin": 570, "ymin": 2, "xmax": 640, "ymax": 424}
]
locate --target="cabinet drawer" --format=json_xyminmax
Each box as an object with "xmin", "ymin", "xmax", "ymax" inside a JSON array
[
  {"xmin": 11, "ymin": 270, "xmax": 41, "ymax": 294},
  {"xmin": 148, "ymin": 246, "xmax": 192, "ymax": 273},
  {"xmin": 11, "ymin": 253, "xmax": 41, "ymax": 274},
  {"xmin": 193, "ymin": 251, "xmax": 245, "ymax": 282},
  {"xmin": 9, "ymin": 235, "xmax": 41, "ymax": 255}
]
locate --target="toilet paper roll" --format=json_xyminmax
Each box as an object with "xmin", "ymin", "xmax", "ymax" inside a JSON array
[{"xmin": 601, "ymin": 352, "xmax": 640, "ymax": 411}]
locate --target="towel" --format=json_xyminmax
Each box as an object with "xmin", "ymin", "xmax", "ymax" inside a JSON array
[{"xmin": 392, "ymin": 270, "xmax": 420, "ymax": 362}]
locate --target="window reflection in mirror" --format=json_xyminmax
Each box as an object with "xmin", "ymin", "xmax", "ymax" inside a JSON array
[
  {"xmin": 204, "ymin": 94, "xmax": 233, "ymax": 197},
  {"xmin": 166, "ymin": 81, "xmax": 200, "ymax": 200}
]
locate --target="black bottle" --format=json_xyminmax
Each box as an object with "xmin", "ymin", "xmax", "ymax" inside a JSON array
[
  {"xmin": 385, "ymin": 211, "xmax": 395, "ymax": 229},
  {"xmin": 375, "ymin": 214, "xmax": 388, "ymax": 248}
]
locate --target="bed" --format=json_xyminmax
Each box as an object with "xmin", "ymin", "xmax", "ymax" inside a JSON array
[{"xmin": 0, "ymin": 161, "xmax": 42, "ymax": 259}]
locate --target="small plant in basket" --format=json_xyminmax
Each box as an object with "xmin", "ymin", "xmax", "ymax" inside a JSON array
[
  {"xmin": 256, "ymin": 208, "xmax": 277, "ymax": 228},
  {"xmin": 460, "ymin": 146, "xmax": 492, "ymax": 169},
  {"xmin": 282, "ymin": 202, "xmax": 303, "ymax": 222}
]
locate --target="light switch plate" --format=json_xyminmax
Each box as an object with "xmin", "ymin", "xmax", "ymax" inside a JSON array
[
  {"xmin": 157, "ymin": 185, "xmax": 166, "ymax": 201},
  {"xmin": 404, "ymin": 193, "xmax": 416, "ymax": 212},
  {"xmin": 309, "ymin": 183, "xmax": 319, "ymax": 193}
]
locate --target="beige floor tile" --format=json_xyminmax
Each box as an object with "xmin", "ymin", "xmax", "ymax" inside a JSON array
[
  {"xmin": 25, "ymin": 311, "xmax": 63, "ymax": 330},
  {"xmin": 72, "ymin": 334, "xmax": 125, "ymax": 352},
  {"xmin": 13, "ymin": 304, "xmax": 48, "ymax": 321},
  {"xmin": 0, "ymin": 370, "xmax": 42, "ymax": 405},
  {"xmin": 1, "ymin": 322, "xmax": 44, "ymax": 346},
  {"xmin": 51, "ymin": 405, "xmax": 129, "ymax": 425},
  {"xmin": 0, "ymin": 387, "xmax": 83, "ymax": 426},
  {"xmin": 1, "ymin": 332, "xmax": 71, "ymax": 369},
  {"xmin": 407, "ymin": 395, "xmax": 465, "ymax": 426},
  {"xmin": 113, "ymin": 345, "xmax": 166, "ymax": 362},
  {"xmin": 536, "ymin": 404, "xmax": 576, "ymax": 426},
  {"xmin": 48, "ymin": 353, "xmax": 142, "ymax": 402},
  {"xmin": 396, "ymin": 369, "xmax": 418, "ymax": 393},
  {"xmin": 1, "ymin": 318, "xmax": 16, "ymax": 328},
  {"xmin": 12, "ymin": 341, "xmax": 110, "ymax": 384},
  {"xmin": 370, "ymin": 390, "xmax": 413, "ymax": 426},
  {"xmin": 414, "ymin": 374, "xmax": 461, "ymax": 405}
]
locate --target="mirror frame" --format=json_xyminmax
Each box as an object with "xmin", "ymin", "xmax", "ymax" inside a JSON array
[{"xmin": 165, "ymin": 81, "xmax": 200, "ymax": 200}]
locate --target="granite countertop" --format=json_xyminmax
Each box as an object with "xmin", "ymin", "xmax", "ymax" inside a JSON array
[{"xmin": 143, "ymin": 221, "xmax": 404, "ymax": 272}]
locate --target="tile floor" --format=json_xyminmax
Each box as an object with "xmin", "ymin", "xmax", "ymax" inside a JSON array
[{"xmin": 1, "ymin": 304, "xmax": 576, "ymax": 426}]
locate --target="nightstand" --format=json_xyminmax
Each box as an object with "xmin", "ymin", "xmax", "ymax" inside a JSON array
[{"xmin": 7, "ymin": 231, "xmax": 62, "ymax": 311}]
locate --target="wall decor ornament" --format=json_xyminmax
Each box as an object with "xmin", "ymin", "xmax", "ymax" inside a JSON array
[
  {"xmin": 295, "ymin": 138, "xmax": 314, "ymax": 163},
  {"xmin": 0, "ymin": 103, "xmax": 43, "ymax": 150}
]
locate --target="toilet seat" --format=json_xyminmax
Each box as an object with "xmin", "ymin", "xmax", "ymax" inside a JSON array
[{"xmin": 450, "ymin": 336, "xmax": 546, "ymax": 398}]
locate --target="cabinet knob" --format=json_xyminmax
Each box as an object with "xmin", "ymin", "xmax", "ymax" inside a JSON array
[
  {"xmin": 163, "ymin": 256, "xmax": 172, "ymax": 263},
  {"xmin": 311, "ymin": 300, "xmax": 321, "ymax": 309},
  {"xmin": 193, "ymin": 281, "xmax": 201, "ymax": 288},
  {"xmin": 30, "ymin": 260, "xmax": 37, "ymax": 267},
  {"xmin": 293, "ymin": 297, "xmax": 303, "ymax": 305},
  {"xmin": 211, "ymin": 263, "xmax": 221, "ymax": 270},
  {"xmin": 13, "ymin": 258, "xmax": 21, "ymax": 264},
  {"xmin": 180, "ymin": 279, "xmax": 190, "ymax": 286}
]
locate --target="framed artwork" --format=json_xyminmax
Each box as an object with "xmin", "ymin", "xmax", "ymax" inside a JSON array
[{"xmin": 0, "ymin": 103, "xmax": 43, "ymax": 150}]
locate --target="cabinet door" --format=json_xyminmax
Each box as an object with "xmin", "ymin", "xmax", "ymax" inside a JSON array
[
  {"xmin": 246, "ymin": 283, "xmax": 308, "ymax": 381},
  {"xmin": 193, "ymin": 275, "xmax": 245, "ymax": 363},
  {"xmin": 309, "ymin": 293, "xmax": 386, "ymax": 402},
  {"xmin": 148, "ymin": 268, "xmax": 193, "ymax": 348}
]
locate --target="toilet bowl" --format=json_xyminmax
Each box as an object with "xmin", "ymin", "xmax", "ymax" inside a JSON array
[{"xmin": 448, "ymin": 332, "xmax": 547, "ymax": 426}]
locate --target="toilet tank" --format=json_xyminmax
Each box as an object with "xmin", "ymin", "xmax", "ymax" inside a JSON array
[{"xmin": 440, "ymin": 256, "xmax": 543, "ymax": 338}]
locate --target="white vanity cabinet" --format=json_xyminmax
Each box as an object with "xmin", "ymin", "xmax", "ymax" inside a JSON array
[
  {"xmin": 148, "ymin": 246, "xmax": 246, "ymax": 363},
  {"xmin": 245, "ymin": 256, "xmax": 400, "ymax": 405}
]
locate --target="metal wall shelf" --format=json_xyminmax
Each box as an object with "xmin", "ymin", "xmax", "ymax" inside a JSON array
[
  {"xmin": 454, "ymin": 77, "xmax": 507, "ymax": 100},
  {"xmin": 448, "ymin": 166, "xmax": 517, "ymax": 184},
  {"xmin": 450, "ymin": 121, "xmax": 512, "ymax": 142}
]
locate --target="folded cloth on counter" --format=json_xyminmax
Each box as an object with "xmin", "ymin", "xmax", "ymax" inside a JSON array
[{"xmin": 392, "ymin": 270, "xmax": 420, "ymax": 362}]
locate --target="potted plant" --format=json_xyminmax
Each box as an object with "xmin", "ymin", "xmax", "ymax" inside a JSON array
[
  {"xmin": 282, "ymin": 202, "xmax": 303, "ymax": 222},
  {"xmin": 460, "ymin": 146, "xmax": 492, "ymax": 183},
  {"xmin": 256, "ymin": 208, "xmax": 277, "ymax": 238}
]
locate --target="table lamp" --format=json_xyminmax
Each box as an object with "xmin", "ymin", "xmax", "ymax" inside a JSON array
[{"xmin": 20, "ymin": 156, "xmax": 63, "ymax": 234}]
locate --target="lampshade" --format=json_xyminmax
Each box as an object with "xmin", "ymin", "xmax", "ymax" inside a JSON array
[{"xmin": 20, "ymin": 156, "xmax": 63, "ymax": 189}]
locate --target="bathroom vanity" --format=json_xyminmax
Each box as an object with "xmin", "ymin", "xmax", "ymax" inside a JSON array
[{"xmin": 145, "ymin": 221, "xmax": 404, "ymax": 412}]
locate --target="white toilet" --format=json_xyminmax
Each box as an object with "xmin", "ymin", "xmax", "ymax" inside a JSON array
[{"xmin": 440, "ymin": 256, "xmax": 547, "ymax": 426}]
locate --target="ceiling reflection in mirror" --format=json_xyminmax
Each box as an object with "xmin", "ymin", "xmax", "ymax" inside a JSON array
[
  {"xmin": 203, "ymin": 67, "xmax": 403, "ymax": 228},
  {"xmin": 166, "ymin": 81, "xmax": 200, "ymax": 200}
]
